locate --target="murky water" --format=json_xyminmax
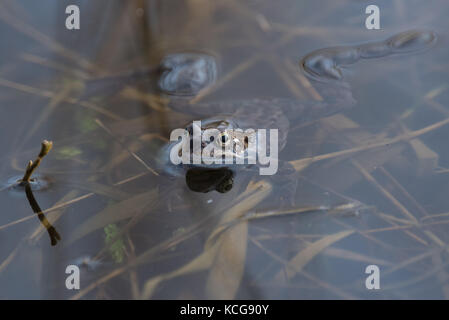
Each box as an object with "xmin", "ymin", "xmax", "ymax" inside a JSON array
[{"xmin": 0, "ymin": 0, "xmax": 449, "ymax": 299}]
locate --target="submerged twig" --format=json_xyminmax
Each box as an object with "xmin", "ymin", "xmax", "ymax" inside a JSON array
[
  {"xmin": 25, "ymin": 183, "xmax": 61, "ymax": 246},
  {"xmin": 17, "ymin": 139, "xmax": 60, "ymax": 245},
  {"xmin": 21, "ymin": 140, "xmax": 53, "ymax": 183}
]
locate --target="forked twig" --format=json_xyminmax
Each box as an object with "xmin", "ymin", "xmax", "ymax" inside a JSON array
[{"xmin": 21, "ymin": 140, "xmax": 53, "ymax": 183}]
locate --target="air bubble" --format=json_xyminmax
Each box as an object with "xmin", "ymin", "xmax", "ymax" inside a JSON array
[
  {"xmin": 358, "ymin": 42, "xmax": 391, "ymax": 59},
  {"xmin": 300, "ymin": 30, "xmax": 437, "ymax": 82},
  {"xmin": 387, "ymin": 30, "xmax": 437, "ymax": 54},
  {"xmin": 329, "ymin": 47, "xmax": 361, "ymax": 65},
  {"xmin": 302, "ymin": 46, "xmax": 361, "ymax": 80},
  {"xmin": 302, "ymin": 54, "xmax": 342, "ymax": 80},
  {"xmin": 158, "ymin": 52, "xmax": 217, "ymax": 96}
]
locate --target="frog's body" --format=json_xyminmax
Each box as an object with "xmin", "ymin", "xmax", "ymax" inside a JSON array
[{"xmin": 157, "ymin": 82, "xmax": 355, "ymax": 197}]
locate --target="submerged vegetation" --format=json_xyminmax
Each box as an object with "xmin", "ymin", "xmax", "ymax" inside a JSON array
[{"xmin": 0, "ymin": 0, "xmax": 448, "ymax": 299}]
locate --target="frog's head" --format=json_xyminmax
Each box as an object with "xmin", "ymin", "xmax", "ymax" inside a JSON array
[
  {"xmin": 182, "ymin": 117, "xmax": 257, "ymax": 168},
  {"xmin": 157, "ymin": 115, "xmax": 258, "ymax": 181},
  {"xmin": 157, "ymin": 117, "xmax": 254, "ymax": 193}
]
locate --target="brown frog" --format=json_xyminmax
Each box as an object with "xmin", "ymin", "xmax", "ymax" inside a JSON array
[{"xmin": 157, "ymin": 82, "xmax": 355, "ymax": 200}]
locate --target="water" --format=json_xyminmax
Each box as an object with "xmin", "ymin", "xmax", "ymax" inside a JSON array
[{"xmin": 0, "ymin": 0, "xmax": 448, "ymax": 299}]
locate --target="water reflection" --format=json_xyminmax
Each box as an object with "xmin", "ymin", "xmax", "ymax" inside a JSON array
[
  {"xmin": 185, "ymin": 167, "xmax": 234, "ymax": 193},
  {"xmin": 24, "ymin": 182, "xmax": 61, "ymax": 246}
]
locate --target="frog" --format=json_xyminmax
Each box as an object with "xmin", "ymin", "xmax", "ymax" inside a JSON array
[{"xmin": 157, "ymin": 80, "xmax": 356, "ymax": 204}]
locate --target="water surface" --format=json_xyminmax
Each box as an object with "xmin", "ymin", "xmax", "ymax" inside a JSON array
[{"xmin": 0, "ymin": 0, "xmax": 448, "ymax": 299}]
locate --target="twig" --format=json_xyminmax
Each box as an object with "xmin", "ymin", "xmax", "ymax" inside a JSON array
[
  {"xmin": 24, "ymin": 182, "xmax": 61, "ymax": 246},
  {"xmin": 21, "ymin": 140, "xmax": 53, "ymax": 183}
]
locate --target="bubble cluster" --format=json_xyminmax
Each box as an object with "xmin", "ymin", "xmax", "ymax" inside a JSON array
[
  {"xmin": 301, "ymin": 30, "xmax": 437, "ymax": 81},
  {"xmin": 158, "ymin": 52, "xmax": 218, "ymax": 96}
]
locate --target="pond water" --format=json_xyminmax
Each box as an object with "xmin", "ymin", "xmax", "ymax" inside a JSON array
[{"xmin": 0, "ymin": 0, "xmax": 449, "ymax": 299}]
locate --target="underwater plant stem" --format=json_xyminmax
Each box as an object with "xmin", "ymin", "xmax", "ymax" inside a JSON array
[{"xmin": 21, "ymin": 140, "xmax": 53, "ymax": 183}]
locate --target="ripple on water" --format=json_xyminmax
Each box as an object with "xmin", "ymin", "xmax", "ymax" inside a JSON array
[
  {"xmin": 158, "ymin": 52, "xmax": 218, "ymax": 96},
  {"xmin": 301, "ymin": 30, "xmax": 437, "ymax": 81},
  {"xmin": 5, "ymin": 175, "xmax": 51, "ymax": 195}
]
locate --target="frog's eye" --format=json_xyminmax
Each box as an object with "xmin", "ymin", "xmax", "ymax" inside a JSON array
[{"xmin": 217, "ymin": 132, "xmax": 230, "ymax": 146}]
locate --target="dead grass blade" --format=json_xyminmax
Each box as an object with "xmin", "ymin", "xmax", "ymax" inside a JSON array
[
  {"xmin": 66, "ymin": 188, "xmax": 158, "ymax": 244},
  {"xmin": 275, "ymin": 230, "xmax": 354, "ymax": 282},
  {"xmin": 140, "ymin": 180, "xmax": 272, "ymax": 299}
]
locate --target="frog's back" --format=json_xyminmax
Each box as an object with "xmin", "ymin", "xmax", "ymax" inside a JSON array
[{"xmin": 168, "ymin": 80, "xmax": 356, "ymax": 148}]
